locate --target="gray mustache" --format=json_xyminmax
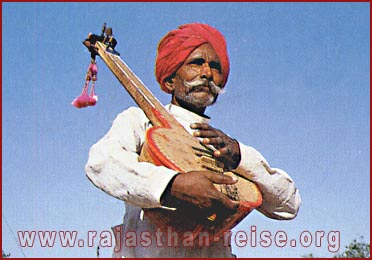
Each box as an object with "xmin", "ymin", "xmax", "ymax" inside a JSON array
[{"xmin": 183, "ymin": 78, "xmax": 225, "ymax": 95}]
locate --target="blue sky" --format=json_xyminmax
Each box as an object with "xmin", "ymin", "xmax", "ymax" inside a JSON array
[{"xmin": 2, "ymin": 2, "xmax": 370, "ymax": 258}]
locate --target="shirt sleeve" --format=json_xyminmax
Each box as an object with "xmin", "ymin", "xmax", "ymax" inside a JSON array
[
  {"xmin": 234, "ymin": 143, "xmax": 301, "ymax": 220},
  {"xmin": 85, "ymin": 107, "xmax": 179, "ymax": 208}
]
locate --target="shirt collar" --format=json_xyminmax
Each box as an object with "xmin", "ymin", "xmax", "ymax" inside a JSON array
[{"xmin": 165, "ymin": 104, "xmax": 210, "ymax": 127}]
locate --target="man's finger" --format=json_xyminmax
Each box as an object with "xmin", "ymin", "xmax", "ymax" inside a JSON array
[
  {"xmin": 204, "ymin": 183, "xmax": 239, "ymax": 211},
  {"xmin": 214, "ymin": 146, "xmax": 232, "ymax": 157},
  {"xmin": 202, "ymin": 136, "xmax": 224, "ymax": 146},
  {"xmin": 205, "ymin": 172, "xmax": 238, "ymax": 185},
  {"xmin": 190, "ymin": 123, "xmax": 211, "ymax": 130},
  {"xmin": 213, "ymin": 190, "xmax": 240, "ymax": 210},
  {"xmin": 193, "ymin": 130, "xmax": 218, "ymax": 138}
]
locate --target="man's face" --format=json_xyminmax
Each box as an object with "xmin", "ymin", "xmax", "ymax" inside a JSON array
[{"xmin": 167, "ymin": 43, "xmax": 224, "ymax": 110}]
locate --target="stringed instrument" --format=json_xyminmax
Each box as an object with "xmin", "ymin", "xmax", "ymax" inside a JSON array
[{"xmin": 94, "ymin": 40, "xmax": 262, "ymax": 240}]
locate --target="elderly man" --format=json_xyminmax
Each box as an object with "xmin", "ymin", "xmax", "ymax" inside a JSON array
[{"xmin": 85, "ymin": 23, "xmax": 301, "ymax": 258}]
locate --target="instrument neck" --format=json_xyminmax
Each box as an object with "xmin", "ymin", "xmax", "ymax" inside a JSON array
[{"xmin": 95, "ymin": 42, "xmax": 182, "ymax": 128}]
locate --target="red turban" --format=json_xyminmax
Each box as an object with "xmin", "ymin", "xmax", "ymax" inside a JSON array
[{"xmin": 155, "ymin": 23, "xmax": 230, "ymax": 94}]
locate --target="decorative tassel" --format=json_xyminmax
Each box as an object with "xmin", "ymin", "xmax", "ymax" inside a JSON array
[{"xmin": 71, "ymin": 60, "xmax": 98, "ymax": 109}]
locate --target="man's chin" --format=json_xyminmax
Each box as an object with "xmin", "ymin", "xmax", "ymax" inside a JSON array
[
  {"xmin": 186, "ymin": 95, "xmax": 216, "ymax": 108},
  {"xmin": 174, "ymin": 93, "xmax": 218, "ymax": 110}
]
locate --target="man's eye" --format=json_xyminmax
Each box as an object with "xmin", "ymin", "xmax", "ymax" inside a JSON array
[
  {"xmin": 188, "ymin": 58, "xmax": 205, "ymax": 66},
  {"xmin": 210, "ymin": 61, "xmax": 222, "ymax": 73}
]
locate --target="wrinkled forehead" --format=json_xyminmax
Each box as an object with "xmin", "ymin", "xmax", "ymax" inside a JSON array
[{"xmin": 185, "ymin": 43, "xmax": 221, "ymax": 64}]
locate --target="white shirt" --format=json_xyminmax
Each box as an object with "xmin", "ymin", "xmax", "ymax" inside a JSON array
[{"xmin": 85, "ymin": 104, "xmax": 301, "ymax": 257}]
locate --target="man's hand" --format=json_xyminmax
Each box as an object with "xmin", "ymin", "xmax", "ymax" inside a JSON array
[
  {"xmin": 161, "ymin": 171, "xmax": 239, "ymax": 215},
  {"xmin": 191, "ymin": 123, "xmax": 241, "ymax": 170}
]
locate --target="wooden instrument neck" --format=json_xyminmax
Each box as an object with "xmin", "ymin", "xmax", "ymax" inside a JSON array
[{"xmin": 95, "ymin": 41, "xmax": 182, "ymax": 129}]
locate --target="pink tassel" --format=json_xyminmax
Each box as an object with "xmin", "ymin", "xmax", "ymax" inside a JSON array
[
  {"xmin": 71, "ymin": 82, "xmax": 97, "ymax": 108},
  {"xmin": 71, "ymin": 61, "xmax": 98, "ymax": 109}
]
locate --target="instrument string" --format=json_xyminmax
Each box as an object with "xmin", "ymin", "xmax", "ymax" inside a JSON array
[{"xmin": 110, "ymin": 54, "xmax": 157, "ymax": 109}]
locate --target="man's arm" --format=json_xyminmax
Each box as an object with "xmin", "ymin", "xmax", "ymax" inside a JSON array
[
  {"xmin": 85, "ymin": 107, "xmax": 240, "ymax": 212},
  {"xmin": 190, "ymin": 123, "xmax": 301, "ymax": 220},
  {"xmin": 85, "ymin": 107, "xmax": 179, "ymax": 208},
  {"xmin": 235, "ymin": 144, "xmax": 301, "ymax": 220}
]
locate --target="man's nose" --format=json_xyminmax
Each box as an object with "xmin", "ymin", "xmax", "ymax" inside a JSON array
[{"xmin": 200, "ymin": 63, "xmax": 212, "ymax": 80}]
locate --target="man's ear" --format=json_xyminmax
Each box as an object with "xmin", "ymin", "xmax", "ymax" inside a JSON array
[{"xmin": 164, "ymin": 77, "xmax": 175, "ymax": 93}]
